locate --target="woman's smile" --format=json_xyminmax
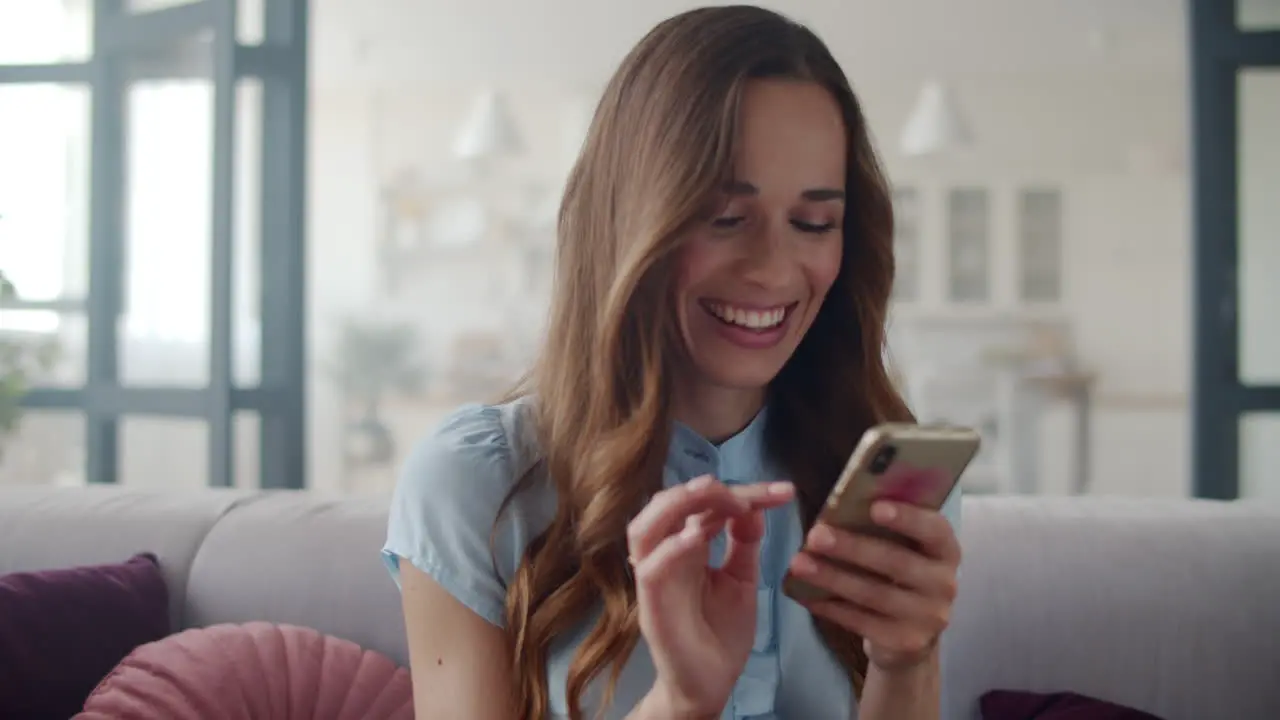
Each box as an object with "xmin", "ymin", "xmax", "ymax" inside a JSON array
[{"xmin": 699, "ymin": 298, "xmax": 799, "ymax": 350}]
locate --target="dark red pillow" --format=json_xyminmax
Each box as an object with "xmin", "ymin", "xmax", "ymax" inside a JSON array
[
  {"xmin": 0, "ymin": 553, "xmax": 170, "ymax": 720},
  {"xmin": 981, "ymin": 690, "xmax": 1166, "ymax": 720}
]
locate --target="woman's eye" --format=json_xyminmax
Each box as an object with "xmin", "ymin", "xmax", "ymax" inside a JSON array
[
  {"xmin": 793, "ymin": 219, "xmax": 836, "ymax": 234},
  {"xmin": 711, "ymin": 216, "xmax": 745, "ymax": 229}
]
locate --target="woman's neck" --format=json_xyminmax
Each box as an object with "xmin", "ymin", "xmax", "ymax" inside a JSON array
[{"xmin": 672, "ymin": 381, "xmax": 766, "ymax": 444}]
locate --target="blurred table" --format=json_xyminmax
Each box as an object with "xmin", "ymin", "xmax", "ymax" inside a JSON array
[{"xmin": 1025, "ymin": 371, "xmax": 1098, "ymax": 495}]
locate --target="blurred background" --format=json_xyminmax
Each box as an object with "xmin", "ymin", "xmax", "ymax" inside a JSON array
[{"xmin": 0, "ymin": 0, "xmax": 1276, "ymax": 501}]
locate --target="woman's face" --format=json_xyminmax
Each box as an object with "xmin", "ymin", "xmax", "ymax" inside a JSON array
[{"xmin": 676, "ymin": 79, "xmax": 847, "ymax": 399}]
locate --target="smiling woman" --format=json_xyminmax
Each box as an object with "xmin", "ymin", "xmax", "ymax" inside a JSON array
[{"xmin": 384, "ymin": 6, "xmax": 958, "ymax": 720}]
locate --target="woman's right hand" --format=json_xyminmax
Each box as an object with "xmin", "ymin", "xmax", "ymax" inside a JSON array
[{"xmin": 626, "ymin": 475, "xmax": 795, "ymax": 719}]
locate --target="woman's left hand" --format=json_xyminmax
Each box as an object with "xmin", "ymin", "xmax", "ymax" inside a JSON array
[{"xmin": 787, "ymin": 500, "xmax": 960, "ymax": 673}]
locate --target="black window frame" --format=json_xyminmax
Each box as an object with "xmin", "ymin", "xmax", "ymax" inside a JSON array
[{"xmin": 1188, "ymin": 0, "xmax": 1280, "ymax": 498}]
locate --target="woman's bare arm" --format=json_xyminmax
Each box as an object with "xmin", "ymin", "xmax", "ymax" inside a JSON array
[
  {"xmin": 401, "ymin": 561, "xmax": 714, "ymax": 720},
  {"xmin": 400, "ymin": 562, "xmax": 515, "ymax": 719},
  {"xmin": 857, "ymin": 650, "xmax": 941, "ymax": 720}
]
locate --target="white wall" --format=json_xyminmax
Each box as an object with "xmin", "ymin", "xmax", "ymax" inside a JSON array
[{"xmin": 305, "ymin": 70, "xmax": 1197, "ymax": 496}]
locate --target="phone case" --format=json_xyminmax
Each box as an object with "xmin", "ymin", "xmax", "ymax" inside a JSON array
[{"xmin": 782, "ymin": 423, "xmax": 980, "ymax": 604}]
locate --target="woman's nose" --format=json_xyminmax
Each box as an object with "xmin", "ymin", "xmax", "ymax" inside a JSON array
[{"xmin": 737, "ymin": 226, "xmax": 795, "ymax": 288}]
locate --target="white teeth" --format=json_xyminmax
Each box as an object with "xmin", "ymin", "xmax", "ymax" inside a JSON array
[{"xmin": 707, "ymin": 302, "xmax": 788, "ymax": 330}]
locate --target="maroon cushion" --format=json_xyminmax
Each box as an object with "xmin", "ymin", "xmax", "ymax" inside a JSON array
[
  {"xmin": 77, "ymin": 622, "xmax": 413, "ymax": 719},
  {"xmin": 981, "ymin": 690, "xmax": 1166, "ymax": 720},
  {"xmin": 0, "ymin": 553, "xmax": 170, "ymax": 720}
]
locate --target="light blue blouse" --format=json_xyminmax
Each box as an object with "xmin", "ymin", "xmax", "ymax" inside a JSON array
[{"xmin": 383, "ymin": 396, "xmax": 961, "ymax": 720}]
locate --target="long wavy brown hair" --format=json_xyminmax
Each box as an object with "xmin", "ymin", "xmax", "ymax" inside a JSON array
[{"xmin": 499, "ymin": 6, "xmax": 910, "ymax": 719}]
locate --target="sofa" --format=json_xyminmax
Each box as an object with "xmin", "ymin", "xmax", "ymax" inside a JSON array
[{"xmin": 1, "ymin": 485, "xmax": 1277, "ymax": 720}]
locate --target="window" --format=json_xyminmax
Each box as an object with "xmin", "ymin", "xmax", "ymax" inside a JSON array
[
  {"xmin": 892, "ymin": 187, "xmax": 921, "ymax": 302},
  {"xmin": 0, "ymin": 1, "xmax": 91, "ymax": 65},
  {"xmin": 0, "ymin": 0, "xmax": 91, "ymax": 333},
  {"xmin": 124, "ymin": 82, "xmax": 212, "ymax": 344},
  {"xmin": 1017, "ymin": 188, "xmax": 1064, "ymax": 303},
  {"xmin": 0, "ymin": 84, "xmax": 88, "ymax": 332},
  {"xmin": 0, "ymin": 0, "xmax": 306, "ymax": 488},
  {"xmin": 946, "ymin": 188, "xmax": 990, "ymax": 302}
]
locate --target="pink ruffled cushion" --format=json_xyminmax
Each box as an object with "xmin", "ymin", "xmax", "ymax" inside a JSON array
[{"xmin": 76, "ymin": 622, "xmax": 413, "ymax": 720}]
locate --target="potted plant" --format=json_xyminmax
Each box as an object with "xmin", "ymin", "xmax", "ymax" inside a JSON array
[
  {"xmin": 327, "ymin": 318, "xmax": 426, "ymax": 467},
  {"xmin": 0, "ymin": 267, "xmax": 60, "ymax": 459}
]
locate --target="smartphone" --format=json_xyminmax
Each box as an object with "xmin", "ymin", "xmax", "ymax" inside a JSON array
[{"xmin": 782, "ymin": 422, "xmax": 980, "ymax": 604}]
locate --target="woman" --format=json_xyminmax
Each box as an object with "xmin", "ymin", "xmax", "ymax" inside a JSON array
[{"xmin": 383, "ymin": 5, "xmax": 962, "ymax": 719}]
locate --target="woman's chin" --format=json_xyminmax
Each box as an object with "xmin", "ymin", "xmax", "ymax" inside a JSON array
[{"xmin": 694, "ymin": 354, "xmax": 790, "ymax": 392}]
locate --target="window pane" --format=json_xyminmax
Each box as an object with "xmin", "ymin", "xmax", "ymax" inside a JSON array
[
  {"xmin": 0, "ymin": 84, "xmax": 90, "ymax": 305},
  {"xmin": 120, "ymin": 77, "xmax": 213, "ymax": 386},
  {"xmin": 0, "ymin": 84, "xmax": 91, "ymax": 388},
  {"xmin": 235, "ymin": 78, "xmax": 262, "ymax": 387},
  {"xmin": 235, "ymin": 411, "xmax": 259, "ymax": 488},
  {"xmin": 947, "ymin": 188, "xmax": 990, "ymax": 302},
  {"xmin": 1240, "ymin": 413, "xmax": 1280, "ymax": 500},
  {"xmin": 1018, "ymin": 188, "xmax": 1063, "ymax": 302},
  {"xmin": 0, "ymin": 1, "xmax": 91, "ymax": 64},
  {"xmin": 1238, "ymin": 0, "xmax": 1280, "ymax": 30},
  {"xmin": 121, "ymin": 417, "xmax": 207, "ymax": 488},
  {"xmin": 127, "ymin": 0, "xmax": 202, "ymax": 10},
  {"xmin": 1238, "ymin": 70, "xmax": 1280, "ymax": 386},
  {"xmin": 239, "ymin": 0, "xmax": 264, "ymax": 45},
  {"xmin": 892, "ymin": 188, "xmax": 920, "ymax": 302},
  {"xmin": 125, "ymin": 0, "xmax": 262, "ymax": 43},
  {"xmin": 0, "ymin": 313, "xmax": 87, "ymax": 388},
  {"xmin": 0, "ymin": 410, "xmax": 84, "ymax": 487}
]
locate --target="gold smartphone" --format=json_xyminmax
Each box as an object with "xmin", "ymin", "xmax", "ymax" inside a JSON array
[{"xmin": 782, "ymin": 423, "xmax": 981, "ymax": 603}]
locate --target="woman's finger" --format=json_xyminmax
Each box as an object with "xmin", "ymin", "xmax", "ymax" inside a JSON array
[
  {"xmin": 688, "ymin": 512, "xmax": 728, "ymax": 544},
  {"xmin": 788, "ymin": 552, "xmax": 948, "ymax": 630},
  {"xmin": 627, "ymin": 476, "xmax": 749, "ymax": 558},
  {"xmin": 689, "ymin": 481, "xmax": 793, "ymax": 539},
  {"xmin": 628, "ymin": 478, "xmax": 793, "ymax": 560},
  {"xmin": 632, "ymin": 519, "xmax": 710, "ymax": 590},
  {"xmin": 691, "ymin": 480, "xmax": 794, "ymax": 575},
  {"xmin": 803, "ymin": 523, "xmax": 956, "ymax": 597},
  {"xmin": 869, "ymin": 501, "xmax": 961, "ymax": 564},
  {"xmin": 719, "ymin": 509, "xmax": 767, "ymax": 583},
  {"xmin": 805, "ymin": 599, "xmax": 937, "ymax": 658},
  {"xmin": 729, "ymin": 481, "xmax": 795, "ymax": 509}
]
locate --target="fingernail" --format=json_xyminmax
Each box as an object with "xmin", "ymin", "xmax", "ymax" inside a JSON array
[
  {"xmin": 791, "ymin": 554, "xmax": 818, "ymax": 575},
  {"xmin": 769, "ymin": 481, "xmax": 794, "ymax": 495},
  {"xmin": 808, "ymin": 525, "xmax": 835, "ymax": 550},
  {"xmin": 872, "ymin": 501, "xmax": 897, "ymax": 524},
  {"xmin": 680, "ymin": 523, "xmax": 701, "ymax": 541},
  {"xmin": 689, "ymin": 475, "xmax": 713, "ymax": 490}
]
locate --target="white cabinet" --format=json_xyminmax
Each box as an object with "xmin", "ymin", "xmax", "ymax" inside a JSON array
[
  {"xmin": 888, "ymin": 184, "xmax": 1073, "ymax": 494},
  {"xmin": 891, "ymin": 184, "xmax": 1064, "ymax": 312}
]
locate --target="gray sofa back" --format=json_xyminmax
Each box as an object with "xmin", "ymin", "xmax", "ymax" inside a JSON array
[{"xmin": 1, "ymin": 486, "xmax": 1277, "ymax": 720}]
